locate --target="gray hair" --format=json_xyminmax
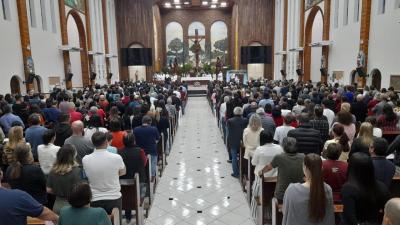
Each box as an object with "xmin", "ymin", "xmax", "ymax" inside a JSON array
[
  {"xmin": 167, "ymin": 97, "xmax": 173, "ymax": 104},
  {"xmin": 248, "ymin": 114, "xmax": 262, "ymax": 131},
  {"xmin": 224, "ymin": 96, "xmax": 230, "ymax": 103},
  {"xmin": 385, "ymin": 198, "xmax": 400, "ymax": 225},
  {"xmin": 233, "ymin": 107, "xmax": 243, "ymax": 116},
  {"xmin": 282, "ymin": 137, "xmax": 297, "ymax": 154}
]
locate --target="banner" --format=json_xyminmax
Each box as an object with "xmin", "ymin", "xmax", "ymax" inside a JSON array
[{"xmin": 65, "ymin": 0, "xmax": 85, "ymax": 13}]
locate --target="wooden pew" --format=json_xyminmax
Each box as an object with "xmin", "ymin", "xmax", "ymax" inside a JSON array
[
  {"xmin": 120, "ymin": 175, "xmax": 144, "ymax": 225},
  {"xmin": 239, "ymin": 144, "xmax": 247, "ymax": 192},
  {"xmin": 157, "ymin": 133, "xmax": 166, "ymax": 177},
  {"xmin": 382, "ymin": 130, "xmax": 400, "ymax": 144},
  {"xmin": 27, "ymin": 208, "xmax": 121, "ymax": 225},
  {"xmin": 257, "ymin": 176, "xmax": 277, "ymax": 225},
  {"xmin": 145, "ymin": 155, "xmax": 156, "ymax": 206},
  {"xmin": 246, "ymin": 156, "xmax": 256, "ymax": 204}
]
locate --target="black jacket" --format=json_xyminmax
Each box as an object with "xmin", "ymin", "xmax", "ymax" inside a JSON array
[
  {"xmin": 351, "ymin": 101, "xmax": 367, "ymax": 122},
  {"xmin": 119, "ymin": 146, "xmax": 147, "ymax": 183},
  {"xmin": 227, "ymin": 116, "xmax": 248, "ymax": 149},
  {"xmin": 287, "ymin": 124, "xmax": 323, "ymax": 155},
  {"xmin": 54, "ymin": 123, "xmax": 72, "ymax": 147}
]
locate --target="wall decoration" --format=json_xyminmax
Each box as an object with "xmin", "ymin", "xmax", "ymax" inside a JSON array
[
  {"xmin": 390, "ymin": 75, "xmax": 400, "ymax": 91},
  {"xmin": 211, "ymin": 21, "xmax": 228, "ymax": 66},
  {"xmin": 166, "ymin": 22, "xmax": 184, "ymax": 67},
  {"xmin": 305, "ymin": 0, "xmax": 323, "ymax": 10},
  {"xmin": 65, "ymin": 0, "xmax": 85, "ymax": 13}
]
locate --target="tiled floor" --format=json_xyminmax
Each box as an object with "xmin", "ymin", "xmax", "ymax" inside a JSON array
[{"xmin": 145, "ymin": 97, "xmax": 255, "ymax": 225}]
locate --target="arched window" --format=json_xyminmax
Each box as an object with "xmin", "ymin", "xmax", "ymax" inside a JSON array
[
  {"xmin": 210, "ymin": 21, "xmax": 228, "ymax": 64},
  {"xmin": 166, "ymin": 22, "xmax": 183, "ymax": 66}
]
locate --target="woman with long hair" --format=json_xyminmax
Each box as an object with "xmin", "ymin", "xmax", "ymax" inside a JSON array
[
  {"xmin": 282, "ymin": 153, "xmax": 334, "ymax": 225},
  {"xmin": 323, "ymin": 123, "xmax": 350, "ymax": 162},
  {"xmin": 2, "ymin": 126, "xmax": 26, "ymax": 166},
  {"xmin": 47, "ymin": 144, "xmax": 82, "ymax": 214},
  {"xmin": 243, "ymin": 114, "xmax": 264, "ymax": 160},
  {"xmin": 377, "ymin": 104, "xmax": 398, "ymax": 130},
  {"xmin": 333, "ymin": 111, "xmax": 356, "ymax": 144},
  {"xmin": 350, "ymin": 122, "xmax": 374, "ymax": 157},
  {"xmin": 109, "ymin": 119, "xmax": 127, "ymax": 150},
  {"xmin": 272, "ymin": 105, "xmax": 284, "ymax": 126},
  {"xmin": 341, "ymin": 152, "xmax": 390, "ymax": 225},
  {"xmin": 6, "ymin": 143, "xmax": 47, "ymax": 204}
]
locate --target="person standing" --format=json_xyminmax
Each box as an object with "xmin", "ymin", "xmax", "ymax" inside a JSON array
[
  {"xmin": 37, "ymin": 129, "xmax": 60, "ymax": 175},
  {"xmin": 0, "ymin": 105, "xmax": 24, "ymax": 134},
  {"xmin": 227, "ymin": 107, "xmax": 248, "ymax": 178},
  {"xmin": 64, "ymin": 121, "xmax": 94, "ymax": 165},
  {"xmin": 82, "ymin": 132, "xmax": 126, "ymax": 214},
  {"xmin": 133, "ymin": 116, "xmax": 160, "ymax": 178},
  {"xmin": 25, "ymin": 114, "xmax": 48, "ymax": 160}
]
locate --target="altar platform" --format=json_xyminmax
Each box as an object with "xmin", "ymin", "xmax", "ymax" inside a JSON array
[{"xmin": 181, "ymin": 76, "xmax": 213, "ymax": 86}]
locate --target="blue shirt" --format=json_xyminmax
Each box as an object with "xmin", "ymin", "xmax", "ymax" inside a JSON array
[
  {"xmin": 372, "ymin": 157, "xmax": 396, "ymax": 188},
  {"xmin": 107, "ymin": 146, "xmax": 118, "ymax": 154},
  {"xmin": 0, "ymin": 188, "xmax": 43, "ymax": 225},
  {"xmin": 133, "ymin": 125, "xmax": 160, "ymax": 156},
  {"xmin": 25, "ymin": 125, "xmax": 48, "ymax": 158},
  {"xmin": 0, "ymin": 113, "xmax": 24, "ymax": 134},
  {"xmin": 43, "ymin": 107, "xmax": 60, "ymax": 124}
]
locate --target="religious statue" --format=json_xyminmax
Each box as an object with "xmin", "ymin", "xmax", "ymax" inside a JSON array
[
  {"xmin": 172, "ymin": 57, "xmax": 179, "ymax": 75},
  {"xmin": 216, "ymin": 57, "xmax": 223, "ymax": 74},
  {"xmin": 135, "ymin": 70, "xmax": 139, "ymax": 81},
  {"xmin": 357, "ymin": 50, "xmax": 365, "ymax": 68},
  {"xmin": 189, "ymin": 29, "xmax": 205, "ymax": 72},
  {"xmin": 320, "ymin": 55, "xmax": 326, "ymax": 69}
]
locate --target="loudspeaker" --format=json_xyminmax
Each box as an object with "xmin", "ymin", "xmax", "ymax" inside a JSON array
[
  {"xmin": 296, "ymin": 69, "xmax": 303, "ymax": 76},
  {"xmin": 26, "ymin": 73, "xmax": 36, "ymax": 84},
  {"xmin": 90, "ymin": 72, "xmax": 96, "ymax": 80},
  {"xmin": 65, "ymin": 73, "xmax": 73, "ymax": 81},
  {"xmin": 121, "ymin": 48, "xmax": 153, "ymax": 66},
  {"xmin": 356, "ymin": 67, "xmax": 365, "ymax": 77},
  {"xmin": 320, "ymin": 68, "xmax": 327, "ymax": 76},
  {"xmin": 280, "ymin": 70, "xmax": 286, "ymax": 76},
  {"xmin": 241, "ymin": 46, "xmax": 272, "ymax": 64},
  {"xmin": 107, "ymin": 73, "xmax": 113, "ymax": 79}
]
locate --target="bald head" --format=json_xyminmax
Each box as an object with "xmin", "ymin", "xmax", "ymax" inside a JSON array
[
  {"xmin": 71, "ymin": 120, "xmax": 84, "ymax": 136},
  {"xmin": 356, "ymin": 94, "xmax": 364, "ymax": 102},
  {"xmin": 385, "ymin": 198, "xmax": 400, "ymax": 225}
]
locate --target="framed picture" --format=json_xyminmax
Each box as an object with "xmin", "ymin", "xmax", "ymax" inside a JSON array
[
  {"xmin": 65, "ymin": 0, "xmax": 85, "ymax": 13},
  {"xmin": 305, "ymin": 0, "xmax": 324, "ymax": 10}
]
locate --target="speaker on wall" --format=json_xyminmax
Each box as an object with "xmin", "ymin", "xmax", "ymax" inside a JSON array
[
  {"xmin": 121, "ymin": 48, "xmax": 153, "ymax": 66},
  {"xmin": 320, "ymin": 68, "xmax": 328, "ymax": 76},
  {"xmin": 280, "ymin": 70, "xmax": 286, "ymax": 76},
  {"xmin": 26, "ymin": 73, "xmax": 36, "ymax": 84},
  {"xmin": 65, "ymin": 73, "xmax": 73, "ymax": 81},
  {"xmin": 240, "ymin": 46, "xmax": 272, "ymax": 64},
  {"xmin": 296, "ymin": 69, "xmax": 303, "ymax": 76},
  {"xmin": 356, "ymin": 67, "xmax": 366, "ymax": 77},
  {"xmin": 107, "ymin": 73, "xmax": 113, "ymax": 79},
  {"xmin": 90, "ymin": 72, "xmax": 97, "ymax": 80}
]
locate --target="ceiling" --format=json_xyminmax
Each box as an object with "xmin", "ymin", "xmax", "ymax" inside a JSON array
[{"xmin": 157, "ymin": 0, "xmax": 234, "ymax": 10}]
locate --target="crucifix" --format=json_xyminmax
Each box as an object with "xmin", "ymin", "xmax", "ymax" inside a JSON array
[{"xmin": 188, "ymin": 29, "xmax": 205, "ymax": 72}]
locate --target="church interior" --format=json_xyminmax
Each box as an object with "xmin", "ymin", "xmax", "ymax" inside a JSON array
[{"xmin": 1, "ymin": 0, "xmax": 400, "ymax": 225}]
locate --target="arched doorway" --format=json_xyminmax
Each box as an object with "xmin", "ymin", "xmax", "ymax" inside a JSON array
[
  {"xmin": 67, "ymin": 10, "xmax": 89, "ymax": 89},
  {"xmin": 247, "ymin": 42, "xmax": 265, "ymax": 80},
  {"xmin": 10, "ymin": 76, "xmax": 22, "ymax": 95},
  {"xmin": 371, "ymin": 69, "xmax": 382, "ymax": 90},
  {"xmin": 128, "ymin": 43, "xmax": 146, "ymax": 81},
  {"xmin": 304, "ymin": 6, "xmax": 324, "ymax": 83},
  {"xmin": 33, "ymin": 75, "xmax": 42, "ymax": 93}
]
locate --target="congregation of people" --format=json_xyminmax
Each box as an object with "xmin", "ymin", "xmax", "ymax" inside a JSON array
[
  {"xmin": 0, "ymin": 81, "xmax": 188, "ymax": 225},
  {"xmin": 209, "ymin": 79, "xmax": 400, "ymax": 225}
]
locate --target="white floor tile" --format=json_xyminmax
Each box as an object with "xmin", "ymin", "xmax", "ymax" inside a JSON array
[{"xmin": 145, "ymin": 97, "xmax": 254, "ymax": 225}]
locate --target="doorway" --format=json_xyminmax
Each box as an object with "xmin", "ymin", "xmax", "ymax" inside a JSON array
[{"xmin": 371, "ymin": 69, "xmax": 382, "ymax": 90}]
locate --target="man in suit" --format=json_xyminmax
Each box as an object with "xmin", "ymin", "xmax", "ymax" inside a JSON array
[{"xmin": 227, "ymin": 107, "xmax": 248, "ymax": 178}]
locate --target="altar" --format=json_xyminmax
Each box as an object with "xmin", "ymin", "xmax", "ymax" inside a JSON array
[{"xmin": 181, "ymin": 76, "xmax": 213, "ymax": 85}]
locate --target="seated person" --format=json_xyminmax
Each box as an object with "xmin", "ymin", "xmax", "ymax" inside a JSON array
[
  {"xmin": 341, "ymin": 152, "xmax": 391, "ymax": 225},
  {"xmin": 369, "ymin": 138, "xmax": 396, "ymax": 188},
  {"xmin": 58, "ymin": 182, "xmax": 112, "ymax": 225},
  {"xmin": 83, "ymin": 132, "xmax": 126, "ymax": 214},
  {"xmin": 0, "ymin": 169, "xmax": 58, "ymax": 225},
  {"xmin": 6, "ymin": 143, "xmax": 47, "ymax": 204},
  {"xmin": 260, "ymin": 137, "xmax": 305, "ymax": 201},
  {"xmin": 322, "ymin": 143, "xmax": 348, "ymax": 202},
  {"xmin": 382, "ymin": 198, "xmax": 400, "ymax": 225},
  {"xmin": 377, "ymin": 104, "xmax": 398, "ymax": 130},
  {"xmin": 282, "ymin": 154, "xmax": 335, "ymax": 225}
]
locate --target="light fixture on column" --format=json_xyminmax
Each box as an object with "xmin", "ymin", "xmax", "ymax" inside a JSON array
[
  {"xmin": 184, "ymin": 1, "xmax": 190, "ymax": 5},
  {"xmin": 210, "ymin": 4, "xmax": 217, "ymax": 8},
  {"xmin": 174, "ymin": 0, "xmax": 180, "ymax": 3},
  {"xmin": 220, "ymin": 2, "xmax": 227, "ymax": 7},
  {"xmin": 165, "ymin": 2, "xmax": 172, "ymax": 7},
  {"xmin": 175, "ymin": 5, "xmax": 181, "ymax": 8},
  {"xmin": 211, "ymin": 0, "xmax": 218, "ymax": 3},
  {"xmin": 202, "ymin": 1, "xmax": 208, "ymax": 5}
]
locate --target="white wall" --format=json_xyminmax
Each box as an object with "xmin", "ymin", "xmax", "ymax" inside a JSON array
[
  {"xmin": 273, "ymin": 0, "xmax": 284, "ymax": 80},
  {"xmin": 310, "ymin": 11, "xmax": 323, "ymax": 83},
  {"xmin": 0, "ymin": 0, "xmax": 25, "ymax": 94},
  {"xmin": 328, "ymin": 0, "xmax": 361, "ymax": 85},
  {"xmin": 29, "ymin": 0, "xmax": 64, "ymax": 92},
  {"xmin": 106, "ymin": 0, "xmax": 120, "ymax": 83},
  {"xmin": 67, "ymin": 15, "xmax": 83, "ymax": 88},
  {"xmin": 368, "ymin": 0, "xmax": 400, "ymax": 88}
]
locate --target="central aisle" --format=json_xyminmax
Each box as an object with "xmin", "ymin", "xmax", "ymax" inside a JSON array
[{"xmin": 146, "ymin": 97, "xmax": 255, "ymax": 225}]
